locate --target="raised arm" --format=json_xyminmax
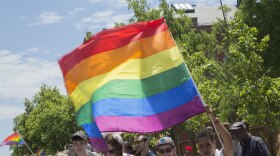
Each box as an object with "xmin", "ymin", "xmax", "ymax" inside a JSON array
[{"xmin": 205, "ymin": 106, "xmax": 233, "ymax": 156}]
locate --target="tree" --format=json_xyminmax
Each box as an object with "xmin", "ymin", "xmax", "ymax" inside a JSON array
[
  {"xmin": 125, "ymin": 0, "xmax": 280, "ymax": 130},
  {"xmin": 213, "ymin": 12, "xmax": 271, "ymax": 123},
  {"xmin": 12, "ymin": 3, "xmax": 279, "ymax": 155},
  {"xmin": 127, "ymin": 0, "xmax": 193, "ymax": 41},
  {"xmin": 239, "ymin": 0, "xmax": 280, "ymax": 77},
  {"xmin": 179, "ymin": 5, "xmax": 279, "ymax": 130},
  {"xmin": 12, "ymin": 84, "xmax": 79, "ymax": 155}
]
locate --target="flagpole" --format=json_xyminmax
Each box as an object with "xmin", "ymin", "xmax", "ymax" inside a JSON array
[
  {"xmin": 16, "ymin": 131, "xmax": 34, "ymax": 155},
  {"xmin": 166, "ymin": 24, "xmax": 224, "ymax": 148},
  {"xmin": 188, "ymin": 71, "xmax": 224, "ymax": 148}
]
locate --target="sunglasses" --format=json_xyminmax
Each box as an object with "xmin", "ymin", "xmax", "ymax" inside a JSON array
[{"xmin": 158, "ymin": 147, "xmax": 173, "ymax": 154}]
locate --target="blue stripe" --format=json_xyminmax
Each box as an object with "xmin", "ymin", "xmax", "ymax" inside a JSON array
[
  {"xmin": 92, "ymin": 78, "xmax": 198, "ymax": 117},
  {"xmin": 82, "ymin": 122, "xmax": 103, "ymax": 138}
]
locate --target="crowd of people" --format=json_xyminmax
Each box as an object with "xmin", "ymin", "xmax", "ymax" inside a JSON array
[{"xmin": 55, "ymin": 107, "xmax": 273, "ymax": 156}]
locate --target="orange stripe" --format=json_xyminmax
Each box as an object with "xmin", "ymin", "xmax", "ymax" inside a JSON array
[
  {"xmin": 4, "ymin": 133, "xmax": 20, "ymax": 142},
  {"xmin": 59, "ymin": 18, "xmax": 167, "ymax": 76},
  {"xmin": 64, "ymin": 30, "xmax": 175, "ymax": 94}
]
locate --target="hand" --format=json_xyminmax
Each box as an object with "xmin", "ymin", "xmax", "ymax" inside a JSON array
[{"xmin": 205, "ymin": 106, "xmax": 215, "ymax": 120}]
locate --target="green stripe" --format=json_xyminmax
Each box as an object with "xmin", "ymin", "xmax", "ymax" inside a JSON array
[
  {"xmin": 76, "ymin": 63, "xmax": 191, "ymax": 125},
  {"xmin": 76, "ymin": 101, "xmax": 92, "ymax": 125},
  {"xmin": 93, "ymin": 63, "xmax": 191, "ymax": 102}
]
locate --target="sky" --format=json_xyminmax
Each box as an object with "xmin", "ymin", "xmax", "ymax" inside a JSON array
[{"xmin": 0, "ymin": 0, "xmax": 236, "ymax": 155}]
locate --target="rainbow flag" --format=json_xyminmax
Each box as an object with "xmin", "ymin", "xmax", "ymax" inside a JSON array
[
  {"xmin": 0, "ymin": 132, "xmax": 25, "ymax": 146},
  {"xmin": 59, "ymin": 18, "xmax": 205, "ymax": 151},
  {"xmin": 36, "ymin": 149, "xmax": 46, "ymax": 156}
]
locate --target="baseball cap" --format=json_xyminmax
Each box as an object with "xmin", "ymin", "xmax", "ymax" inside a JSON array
[
  {"xmin": 229, "ymin": 122, "xmax": 246, "ymax": 131},
  {"xmin": 155, "ymin": 137, "xmax": 175, "ymax": 147},
  {"xmin": 71, "ymin": 130, "xmax": 87, "ymax": 140},
  {"xmin": 135, "ymin": 134, "xmax": 149, "ymax": 142}
]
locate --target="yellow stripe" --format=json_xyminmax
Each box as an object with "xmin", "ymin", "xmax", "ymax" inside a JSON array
[
  {"xmin": 70, "ymin": 46, "xmax": 184, "ymax": 111},
  {"xmin": 64, "ymin": 30, "xmax": 175, "ymax": 94}
]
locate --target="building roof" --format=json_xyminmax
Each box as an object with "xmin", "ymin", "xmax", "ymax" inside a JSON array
[{"xmin": 172, "ymin": 4, "xmax": 237, "ymax": 26}]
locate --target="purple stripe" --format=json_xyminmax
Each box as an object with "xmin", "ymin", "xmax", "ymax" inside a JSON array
[
  {"xmin": 0, "ymin": 142, "xmax": 23, "ymax": 146},
  {"xmin": 89, "ymin": 138, "xmax": 108, "ymax": 152},
  {"xmin": 95, "ymin": 96, "xmax": 205, "ymax": 132}
]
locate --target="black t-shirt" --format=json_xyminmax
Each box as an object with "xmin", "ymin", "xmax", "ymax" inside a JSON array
[{"xmin": 235, "ymin": 136, "xmax": 270, "ymax": 156}]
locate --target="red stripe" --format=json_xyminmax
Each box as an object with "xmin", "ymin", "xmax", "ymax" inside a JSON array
[
  {"xmin": 59, "ymin": 18, "xmax": 167, "ymax": 76},
  {"xmin": 3, "ymin": 132, "xmax": 19, "ymax": 142}
]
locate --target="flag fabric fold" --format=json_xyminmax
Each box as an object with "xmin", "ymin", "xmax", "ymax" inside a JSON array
[
  {"xmin": 59, "ymin": 18, "xmax": 205, "ymax": 152},
  {"xmin": 0, "ymin": 132, "xmax": 25, "ymax": 146},
  {"xmin": 36, "ymin": 149, "xmax": 46, "ymax": 156}
]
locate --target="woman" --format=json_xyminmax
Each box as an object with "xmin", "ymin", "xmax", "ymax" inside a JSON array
[{"xmin": 104, "ymin": 133, "xmax": 124, "ymax": 156}]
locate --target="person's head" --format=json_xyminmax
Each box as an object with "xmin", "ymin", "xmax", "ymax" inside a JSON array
[
  {"xmin": 71, "ymin": 130, "xmax": 88, "ymax": 156},
  {"xmin": 134, "ymin": 134, "xmax": 149, "ymax": 154},
  {"xmin": 124, "ymin": 141, "xmax": 134, "ymax": 154},
  {"xmin": 222, "ymin": 122, "xmax": 231, "ymax": 131},
  {"xmin": 205, "ymin": 126, "xmax": 214, "ymax": 133},
  {"xmin": 196, "ymin": 130, "xmax": 216, "ymax": 156},
  {"xmin": 229, "ymin": 122, "xmax": 249, "ymax": 141},
  {"xmin": 155, "ymin": 137, "xmax": 176, "ymax": 156},
  {"xmin": 104, "ymin": 133, "xmax": 124, "ymax": 156}
]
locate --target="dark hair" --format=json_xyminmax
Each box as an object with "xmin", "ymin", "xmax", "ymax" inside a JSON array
[
  {"xmin": 124, "ymin": 141, "xmax": 135, "ymax": 154},
  {"xmin": 104, "ymin": 133, "xmax": 123, "ymax": 156},
  {"xmin": 196, "ymin": 130, "xmax": 215, "ymax": 142},
  {"xmin": 71, "ymin": 136, "xmax": 86, "ymax": 142}
]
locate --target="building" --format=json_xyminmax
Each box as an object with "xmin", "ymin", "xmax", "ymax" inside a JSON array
[{"xmin": 171, "ymin": 3, "xmax": 237, "ymax": 32}]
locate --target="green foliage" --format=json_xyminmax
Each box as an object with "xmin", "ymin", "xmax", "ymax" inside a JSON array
[
  {"xmin": 215, "ymin": 13, "xmax": 268, "ymax": 122},
  {"xmin": 11, "ymin": 3, "xmax": 280, "ymax": 155},
  {"xmin": 114, "ymin": 22, "xmax": 126, "ymax": 28},
  {"xmin": 12, "ymin": 84, "xmax": 79, "ymax": 155},
  {"xmin": 126, "ymin": 0, "xmax": 279, "ymax": 131},
  {"xmin": 239, "ymin": 0, "xmax": 280, "ymax": 77},
  {"xmin": 127, "ymin": 0, "xmax": 151, "ymax": 22},
  {"xmin": 127, "ymin": 0, "xmax": 192, "ymax": 41},
  {"xmin": 238, "ymin": 77, "xmax": 280, "ymax": 127}
]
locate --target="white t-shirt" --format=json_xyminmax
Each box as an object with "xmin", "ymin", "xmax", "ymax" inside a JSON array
[{"xmin": 214, "ymin": 149, "xmax": 224, "ymax": 156}]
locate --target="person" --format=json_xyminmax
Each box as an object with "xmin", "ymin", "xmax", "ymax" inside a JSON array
[
  {"xmin": 55, "ymin": 144, "xmax": 73, "ymax": 156},
  {"xmin": 104, "ymin": 132, "xmax": 125, "ymax": 156},
  {"xmin": 71, "ymin": 130, "xmax": 96, "ymax": 156},
  {"xmin": 134, "ymin": 134, "xmax": 156, "ymax": 156},
  {"xmin": 229, "ymin": 121, "xmax": 270, "ymax": 156},
  {"xmin": 155, "ymin": 136, "xmax": 176, "ymax": 156},
  {"xmin": 196, "ymin": 106, "xmax": 233, "ymax": 156},
  {"xmin": 221, "ymin": 122, "xmax": 241, "ymax": 156},
  {"xmin": 124, "ymin": 141, "xmax": 135, "ymax": 155}
]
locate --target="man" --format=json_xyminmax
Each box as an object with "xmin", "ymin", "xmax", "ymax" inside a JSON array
[
  {"xmin": 196, "ymin": 107, "xmax": 233, "ymax": 156},
  {"xmin": 104, "ymin": 133, "xmax": 124, "ymax": 156},
  {"xmin": 229, "ymin": 121, "xmax": 270, "ymax": 156},
  {"xmin": 155, "ymin": 136, "xmax": 176, "ymax": 156},
  {"xmin": 134, "ymin": 134, "xmax": 156, "ymax": 156},
  {"xmin": 71, "ymin": 130, "xmax": 96, "ymax": 156}
]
